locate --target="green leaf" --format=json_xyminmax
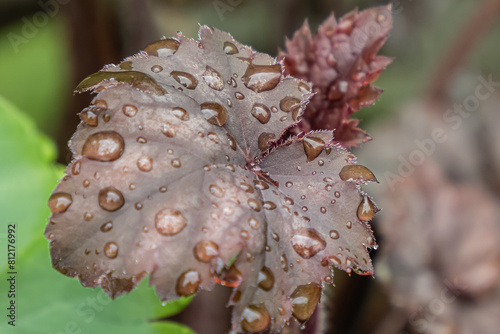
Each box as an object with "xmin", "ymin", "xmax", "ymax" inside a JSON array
[{"xmin": 0, "ymin": 95, "xmax": 193, "ymax": 334}]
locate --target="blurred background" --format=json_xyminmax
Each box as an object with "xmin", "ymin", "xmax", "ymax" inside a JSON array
[{"xmin": 0, "ymin": 0, "xmax": 499, "ymax": 333}]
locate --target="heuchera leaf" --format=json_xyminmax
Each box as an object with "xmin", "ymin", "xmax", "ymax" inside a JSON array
[
  {"xmin": 46, "ymin": 25, "xmax": 378, "ymax": 333},
  {"xmin": 279, "ymin": 6, "xmax": 393, "ymax": 148}
]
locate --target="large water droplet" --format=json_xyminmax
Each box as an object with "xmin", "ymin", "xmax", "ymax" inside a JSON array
[
  {"xmin": 291, "ymin": 283, "xmax": 321, "ymax": 322},
  {"xmin": 251, "ymin": 103, "xmax": 271, "ymax": 124},
  {"xmin": 291, "ymin": 228, "xmax": 326, "ymax": 259},
  {"xmin": 170, "ymin": 71, "xmax": 198, "ymax": 89},
  {"xmin": 209, "ymin": 184, "xmax": 224, "ymax": 198},
  {"xmin": 103, "ymin": 241, "xmax": 119, "ymax": 259},
  {"xmin": 303, "ymin": 136, "xmax": 325, "ymax": 162},
  {"xmin": 137, "ymin": 157, "xmax": 153, "ymax": 172},
  {"xmin": 202, "ymin": 66, "xmax": 224, "ymax": 91},
  {"xmin": 200, "ymin": 102, "xmax": 227, "ymax": 126},
  {"xmin": 172, "ymin": 107, "xmax": 190, "ymax": 121},
  {"xmin": 98, "ymin": 187, "xmax": 125, "ymax": 212},
  {"xmin": 339, "ymin": 165, "xmax": 377, "ymax": 182},
  {"xmin": 155, "ymin": 209, "xmax": 187, "ymax": 236},
  {"xmin": 257, "ymin": 266, "xmax": 274, "ymax": 291},
  {"xmin": 193, "ymin": 240, "xmax": 219, "ymax": 262},
  {"xmin": 82, "ymin": 131, "xmax": 125, "ymax": 162},
  {"xmin": 357, "ymin": 196, "xmax": 376, "ymax": 221},
  {"xmin": 48, "ymin": 192, "xmax": 73, "ymax": 214},
  {"xmin": 242, "ymin": 63, "xmax": 282, "ymax": 93},
  {"xmin": 279, "ymin": 96, "xmax": 301, "ymax": 112},
  {"xmin": 258, "ymin": 132, "xmax": 276, "ymax": 151},
  {"xmin": 176, "ymin": 270, "xmax": 200, "ymax": 296},
  {"xmin": 223, "ymin": 41, "xmax": 238, "ymax": 54},
  {"xmin": 144, "ymin": 38, "xmax": 179, "ymax": 57},
  {"xmin": 241, "ymin": 304, "xmax": 271, "ymax": 333}
]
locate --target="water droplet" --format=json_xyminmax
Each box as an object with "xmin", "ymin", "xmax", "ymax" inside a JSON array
[
  {"xmin": 119, "ymin": 61, "xmax": 133, "ymax": 70},
  {"xmin": 151, "ymin": 65, "xmax": 163, "ymax": 73},
  {"xmin": 240, "ymin": 230, "xmax": 250, "ymax": 240},
  {"xmin": 346, "ymin": 221, "xmax": 352, "ymax": 229},
  {"xmin": 161, "ymin": 122, "xmax": 176, "ymax": 138},
  {"xmin": 257, "ymin": 267, "xmax": 274, "ymax": 291},
  {"xmin": 253, "ymin": 179, "xmax": 269, "ymax": 190},
  {"xmin": 103, "ymin": 241, "xmax": 118, "ymax": 259},
  {"xmin": 202, "ymin": 65, "xmax": 224, "ymax": 91},
  {"xmin": 200, "ymin": 102, "xmax": 227, "ymax": 126},
  {"xmin": 279, "ymin": 96, "xmax": 300, "ymax": 112},
  {"xmin": 272, "ymin": 233, "xmax": 280, "ymax": 242},
  {"xmin": 323, "ymin": 255, "xmax": 342, "ymax": 267},
  {"xmin": 137, "ymin": 136, "xmax": 147, "ymax": 144},
  {"xmin": 248, "ymin": 217, "xmax": 260, "ymax": 229},
  {"xmin": 82, "ymin": 131, "xmax": 125, "ymax": 162},
  {"xmin": 339, "ymin": 165, "xmax": 377, "ymax": 182},
  {"xmin": 155, "ymin": 209, "xmax": 187, "ymax": 236},
  {"xmin": 240, "ymin": 182, "xmax": 254, "ymax": 193},
  {"xmin": 298, "ymin": 82, "xmax": 310, "ymax": 93},
  {"xmin": 83, "ymin": 179, "xmax": 90, "ymax": 187},
  {"xmin": 193, "ymin": 240, "xmax": 219, "ymax": 262},
  {"xmin": 284, "ymin": 197, "xmax": 294, "ymax": 205},
  {"xmin": 129, "ymin": 183, "xmax": 136, "ymax": 190},
  {"xmin": 227, "ymin": 134, "xmax": 237, "ymax": 150},
  {"xmin": 241, "ymin": 304, "xmax": 271, "ymax": 333},
  {"xmin": 357, "ymin": 196, "xmax": 375, "ymax": 221},
  {"xmin": 209, "ymin": 184, "xmax": 224, "ymax": 198},
  {"xmin": 320, "ymin": 207, "xmax": 326, "ymax": 214},
  {"xmin": 250, "ymin": 103, "xmax": 271, "ymax": 124},
  {"xmin": 122, "ymin": 104, "xmax": 138, "ymax": 117},
  {"xmin": 170, "ymin": 71, "xmax": 198, "ymax": 89},
  {"xmin": 176, "ymin": 270, "xmax": 200, "ymax": 296},
  {"xmin": 207, "ymin": 132, "xmax": 219, "ymax": 143},
  {"xmin": 334, "ymin": 191, "xmax": 341, "ymax": 198},
  {"xmin": 329, "ymin": 230, "xmax": 339, "ymax": 239},
  {"xmin": 98, "ymin": 187, "xmax": 125, "ymax": 212},
  {"xmin": 171, "ymin": 159, "xmax": 181, "ymax": 168},
  {"xmin": 291, "ymin": 228, "xmax": 326, "ymax": 259},
  {"xmin": 80, "ymin": 108, "xmax": 98, "ymax": 126},
  {"xmin": 318, "ymin": 159, "xmax": 325, "ymax": 167},
  {"xmin": 280, "ymin": 254, "xmax": 289, "ymax": 272},
  {"xmin": 302, "ymin": 206, "xmax": 308, "ymax": 212},
  {"xmin": 137, "ymin": 157, "xmax": 153, "ymax": 172},
  {"xmin": 265, "ymin": 245, "xmax": 271, "ymax": 252},
  {"xmin": 258, "ymin": 132, "xmax": 275, "ymax": 151},
  {"xmin": 263, "ymin": 201, "xmax": 276, "ymax": 210},
  {"xmin": 303, "ymin": 136, "xmax": 325, "ymax": 162},
  {"xmin": 84, "ymin": 212, "xmax": 93, "ymax": 221},
  {"xmin": 291, "ymin": 283, "xmax": 321, "ymax": 322},
  {"xmin": 48, "ymin": 192, "xmax": 73, "ymax": 214},
  {"xmin": 235, "ymin": 92, "xmax": 245, "ymax": 99},
  {"xmin": 172, "ymin": 107, "xmax": 189, "ymax": 121},
  {"xmin": 223, "ymin": 41, "xmax": 238, "ymax": 54},
  {"xmin": 144, "ymin": 38, "xmax": 179, "ymax": 57},
  {"xmin": 71, "ymin": 161, "xmax": 81, "ymax": 175},
  {"xmin": 100, "ymin": 221, "xmax": 113, "ymax": 232},
  {"xmin": 242, "ymin": 62, "xmax": 281, "ymax": 93},
  {"xmin": 135, "ymin": 202, "xmax": 143, "ymax": 210},
  {"xmin": 247, "ymin": 198, "xmax": 261, "ymax": 212}
]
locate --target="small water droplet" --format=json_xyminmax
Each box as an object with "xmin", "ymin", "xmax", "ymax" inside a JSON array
[
  {"xmin": 207, "ymin": 132, "xmax": 219, "ymax": 143},
  {"xmin": 48, "ymin": 192, "xmax": 73, "ymax": 214},
  {"xmin": 257, "ymin": 267, "xmax": 274, "ymax": 291},
  {"xmin": 240, "ymin": 230, "xmax": 250, "ymax": 239},
  {"xmin": 161, "ymin": 122, "xmax": 176, "ymax": 138},
  {"xmin": 137, "ymin": 157, "xmax": 153, "ymax": 172},
  {"xmin": 284, "ymin": 197, "xmax": 294, "ymax": 205},
  {"xmin": 263, "ymin": 201, "xmax": 276, "ymax": 210},
  {"xmin": 272, "ymin": 233, "xmax": 280, "ymax": 242},
  {"xmin": 209, "ymin": 184, "xmax": 224, "ymax": 198},
  {"xmin": 122, "ymin": 104, "xmax": 138, "ymax": 117},
  {"xmin": 334, "ymin": 191, "xmax": 341, "ymax": 198},
  {"xmin": 253, "ymin": 179, "xmax": 269, "ymax": 190},
  {"xmin": 137, "ymin": 136, "xmax": 147, "ymax": 144},
  {"xmin": 80, "ymin": 109, "xmax": 98, "ymax": 126},
  {"xmin": 235, "ymin": 92, "xmax": 245, "ymax": 100},
  {"xmin": 82, "ymin": 131, "xmax": 125, "ymax": 162},
  {"xmin": 227, "ymin": 134, "xmax": 237, "ymax": 150},
  {"xmin": 280, "ymin": 254, "xmax": 289, "ymax": 272},
  {"xmin": 155, "ymin": 209, "xmax": 187, "ymax": 236},
  {"xmin": 346, "ymin": 221, "xmax": 353, "ymax": 229},
  {"xmin": 248, "ymin": 217, "xmax": 260, "ymax": 229},
  {"xmin": 320, "ymin": 207, "xmax": 326, "ymax": 214},
  {"xmin": 202, "ymin": 65, "xmax": 224, "ymax": 91},
  {"xmin": 250, "ymin": 103, "xmax": 271, "ymax": 124},
  {"xmin": 171, "ymin": 159, "xmax": 181, "ymax": 168},
  {"xmin": 357, "ymin": 196, "xmax": 376, "ymax": 221},
  {"xmin": 329, "ymin": 230, "xmax": 339, "ymax": 239},
  {"xmin": 298, "ymin": 82, "xmax": 310, "ymax": 93},
  {"xmin": 291, "ymin": 228, "xmax": 326, "ymax": 259},
  {"xmin": 103, "ymin": 241, "xmax": 118, "ymax": 259},
  {"xmin": 291, "ymin": 283, "xmax": 321, "ymax": 322},
  {"xmin": 318, "ymin": 159, "xmax": 325, "ymax": 167},
  {"xmin": 172, "ymin": 107, "xmax": 189, "ymax": 121},
  {"xmin": 339, "ymin": 165, "xmax": 377, "ymax": 182},
  {"xmin": 144, "ymin": 38, "xmax": 179, "ymax": 57},
  {"xmin": 247, "ymin": 198, "xmax": 261, "ymax": 212},
  {"xmin": 241, "ymin": 304, "xmax": 271, "ymax": 333},
  {"xmin": 129, "ymin": 183, "xmax": 136, "ymax": 190},
  {"xmin": 98, "ymin": 187, "xmax": 125, "ymax": 212},
  {"xmin": 135, "ymin": 202, "xmax": 143, "ymax": 210},
  {"xmin": 100, "ymin": 221, "xmax": 113, "ymax": 232},
  {"xmin": 223, "ymin": 41, "xmax": 238, "ymax": 54},
  {"xmin": 200, "ymin": 102, "xmax": 227, "ymax": 126},
  {"xmin": 83, "ymin": 179, "xmax": 90, "ymax": 187},
  {"xmin": 171, "ymin": 71, "xmax": 198, "ymax": 89},
  {"xmin": 151, "ymin": 65, "xmax": 163, "ymax": 73},
  {"xmin": 176, "ymin": 270, "xmax": 200, "ymax": 296},
  {"xmin": 193, "ymin": 240, "xmax": 219, "ymax": 262},
  {"xmin": 279, "ymin": 96, "xmax": 300, "ymax": 112},
  {"xmin": 258, "ymin": 132, "xmax": 275, "ymax": 151}
]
